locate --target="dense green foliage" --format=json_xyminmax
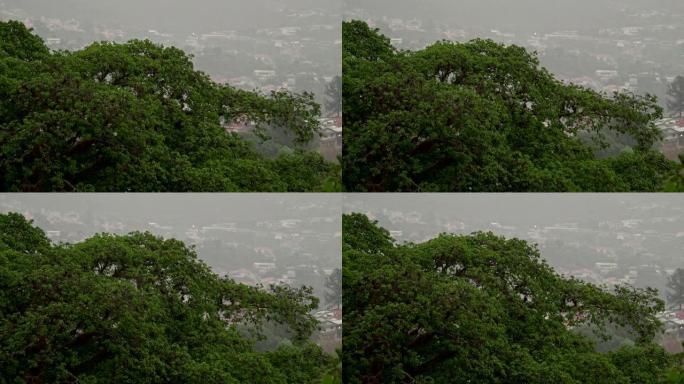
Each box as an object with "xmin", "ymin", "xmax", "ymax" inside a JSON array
[
  {"xmin": 0, "ymin": 20, "xmax": 339, "ymax": 191},
  {"xmin": 342, "ymin": 21, "xmax": 683, "ymax": 191},
  {"xmin": 342, "ymin": 213, "xmax": 684, "ymax": 383},
  {"xmin": 0, "ymin": 213, "xmax": 336, "ymax": 383}
]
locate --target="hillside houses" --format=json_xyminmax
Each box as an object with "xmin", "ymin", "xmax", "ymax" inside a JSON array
[
  {"xmin": 656, "ymin": 118, "xmax": 684, "ymax": 160},
  {"xmin": 658, "ymin": 310, "xmax": 684, "ymax": 354}
]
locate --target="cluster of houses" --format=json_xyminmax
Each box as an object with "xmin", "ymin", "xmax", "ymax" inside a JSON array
[
  {"xmin": 314, "ymin": 309, "xmax": 343, "ymax": 353},
  {"xmin": 319, "ymin": 117, "xmax": 343, "ymax": 161},
  {"xmin": 656, "ymin": 118, "xmax": 684, "ymax": 160},
  {"xmin": 657, "ymin": 310, "xmax": 684, "ymax": 354}
]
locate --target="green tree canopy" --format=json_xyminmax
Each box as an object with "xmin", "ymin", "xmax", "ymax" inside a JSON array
[
  {"xmin": 0, "ymin": 20, "xmax": 49, "ymax": 61},
  {"xmin": 342, "ymin": 21, "xmax": 680, "ymax": 192},
  {"xmin": 0, "ymin": 212, "xmax": 335, "ymax": 383},
  {"xmin": 342, "ymin": 213, "xmax": 682, "ymax": 383},
  {"xmin": 0, "ymin": 21, "xmax": 338, "ymax": 192}
]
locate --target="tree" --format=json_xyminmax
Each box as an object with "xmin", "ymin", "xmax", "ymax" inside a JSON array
[
  {"xmin": 667, "ymin": 268, "xmax": 684, "ymax": 310},
  {"xmin": 342, "ymin": 213, "xmax": 680, "ymax": 383},
  {"xmin": 342, "ymin": 20, "xmax": 394, "ymax": 62},
  {"xmin": 342, "ymin": 21, "xmax": 680, "ymax": 192},
  {"xmin": 0, "ymin": 20, "xmax": 49, "ymax": 60},
  {"xmin": 609, "ymin": 344, "xmax": 682, "ymax": 384},
  {"xmin": 0, "ymin": 20, "xmax": 338, "ymax": 192},
  {"xmin": 0, "ymin": 213, "xmax": 335, "ymax": 383},
  {"xmin": 668, "ymin": 76, "xmax": 684, "ymax": 117},
  {"xmin": 324, "ymin": 268, "xmax": 342, "ymax": 310}
]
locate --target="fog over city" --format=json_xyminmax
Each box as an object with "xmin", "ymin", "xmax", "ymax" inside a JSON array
[
  {"xmin": 0, "ymin": 194, "xmax": 342, "ymax": 305},
  {"xmin": 344, "ymin": 0, "xmax": 684, "ymax": 111},
  {"xmin": 345, "ymin": 194, "xmax": 684, "ymax": 300},
  {"xmin": 0, "ymin": 0, "xmax": 341, "ymax": 107}
]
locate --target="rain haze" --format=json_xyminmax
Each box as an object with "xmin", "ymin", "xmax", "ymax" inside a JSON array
[
  {"xmin": 344, "ymin": 194, "xmax": 684, "ymax": 299},
  {"xmin": 344, "ymin": 0, "xmax": 684, "ymax": 111},
  {"xmin": 0, "ymin": 0, "xmax": 341, "ymax": 107},
  {"xmin": 0, "ymin": 193, "xmax": 342, "ymax": 306}
]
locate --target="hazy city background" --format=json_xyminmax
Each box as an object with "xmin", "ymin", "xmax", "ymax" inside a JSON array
[
  {"xmin": 0, "ymin": 194, "xmax": 342, "ymax": 305},
  {"xmin": 344, "ymin": 0, "xmax": 684, "ymax": 113},
  {"xmin": 0, "ymin": 0, "xmax": 341, "ymax": 112},
  {"xmin": 0, "ymin": 0, "xmax": 342, "ymax": 162},
  {"xmin": 345, "ymin": 194, "xmax": 684, "ymax": 298}
]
